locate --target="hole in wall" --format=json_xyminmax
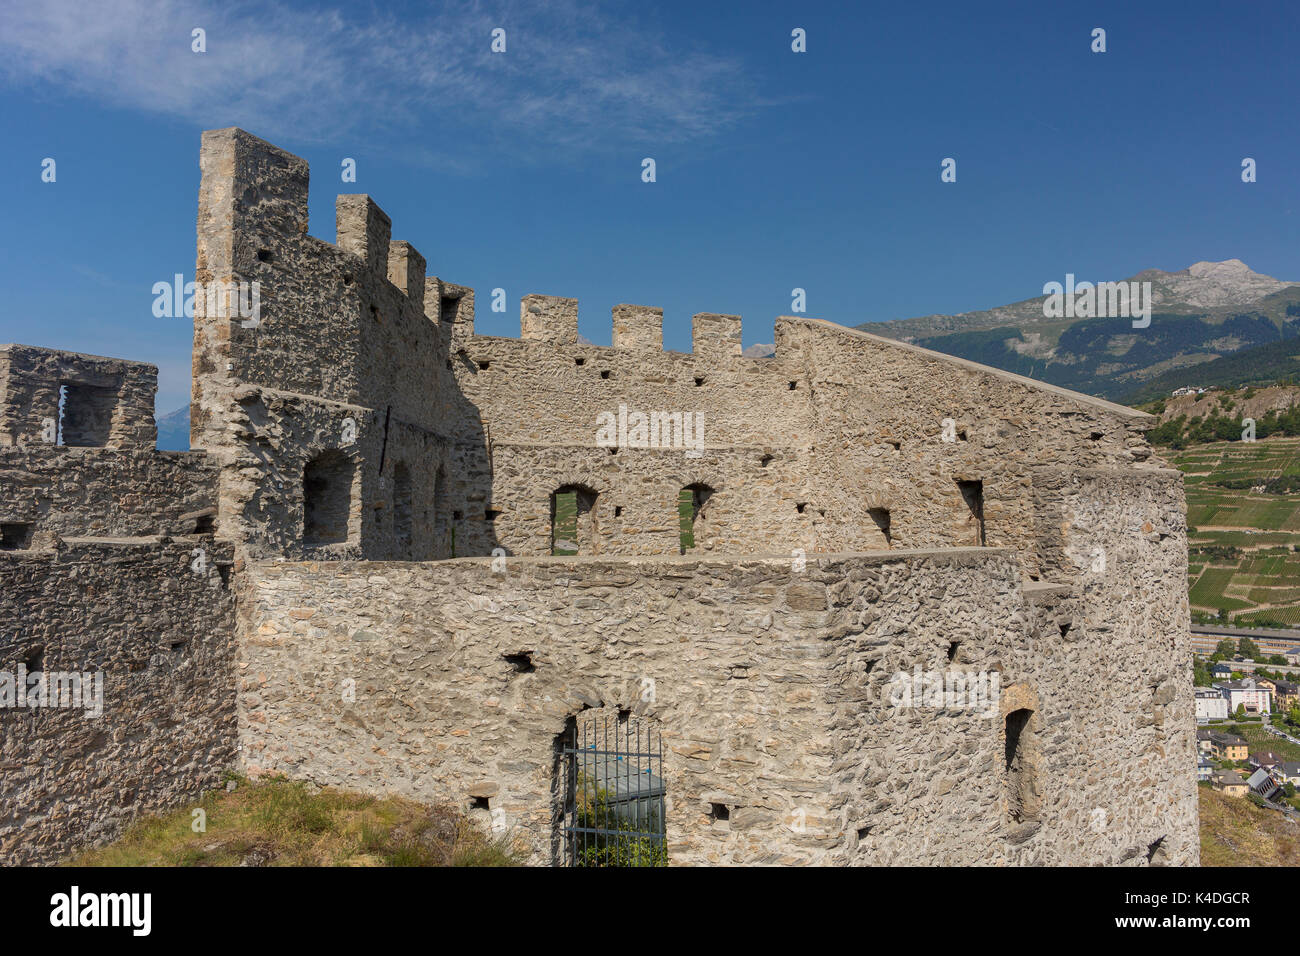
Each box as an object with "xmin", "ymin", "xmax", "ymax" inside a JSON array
[
  {"xmin": 24, "ymin": 646, "xmax": 44, "ymax": 672},
  {"xmin": 575, "ymin": 357, "xmax": 585, "ymax": 366},
  {"xmin": 439, "ymin": 296, "xmax": 461, "ymax": 325},
  {"xmin": 868, "ymin": 507, "xmax": 891, "ymax": 545},
  {"xmin": 887, "ymin": 439, "xmax": 901, "ymax": 451},
  {"xmin": 485, "ymin": 509, "xmax": 502, "ymax": 522},
  {"xmin": 256, "ymin": 249, "xmax": 274, "ymax": 263},
  {"xmin": 342, "ymin": 273, "xmax": 354, "ymax": 286},
  {"xmin": 0, "ymin": 522, "xmax": 35, "ymax": 550},
  {"xmin": 947, "ymin": 640, "xmax": 960, "ymax": 662},
  {"xmin": 216, "ymin": 564, "xmax": 232, "ymax": 589},
  {"xmin": 194, "ymin": 514, "xmax": 215, "ymax": 534},
  {"xmin": 613, "ymin": 506, "xmax": 623, "ymax": 518},
  {"xmin": 1059, "ymin": 621, "xmax": 1072, "ymax": 639},
  {"xmin": 788, "ymin": 381, "xmax": 797, "ymax": 390},
  {"xmin": 470, "ymin": 796, "xmax": 490, "ymax": 811},
  {"xmin": 694, "ymin": 377, "xmax": 705, "ymax": 387},
  {"xmin": 617, "ymin": 708, "xmax": 631, "ymax": 722},
  {"xmin": 478, "ymin": 360, "xmax": 490, "ymax": 371},
  {"xmin": 1146, "ymin": 836, "xmax": 1167, "ymax": 865},
  {"xmin": 856, "ymin": 825, "xmax": 873, "ymax": 840},
  {"xmin": 170, "ymin": 640, "xmax": 187, "ymax": 657},
  {"xmin": 1089, "ymin": 431, "xmax": 1104, "ymax": 441},
  {"xmin": 600, "ymin": 370, "xmax": 611, "ymax": 380},
  {"xmin": 760, "ymin": 454, "xmax": 773, "ymax": 467},
  {"xmin": 796, "ymin": 502, "xmax": 807, "ymax": 514},
  {"xmin": 504, "ymin": 652, "xmax": 535, "ymax": 674},
  {"xmin": 370, "ymin": 305, "xmax": 381, "ymax": 323},
  {"xmin": 709, "ymin": 803, "xmax": 730, "ymax": 823}
]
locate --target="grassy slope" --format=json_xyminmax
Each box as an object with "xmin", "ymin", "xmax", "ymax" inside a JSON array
[
  {"xmin": 70, "ymin": 775, "xmax": 523, "ymax": 867},
  {"xmin": 1165, "ymin": 437, "xmax": 1300, "ymax": 627},
  {"xmin": 1200, "ymin": 785, "xmax": 1300, "ymax": 866}
]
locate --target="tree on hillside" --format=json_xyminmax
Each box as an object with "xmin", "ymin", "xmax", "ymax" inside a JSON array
[
  {"xmin": 1217, "ymin": 639, "xmax": 1237, "ymax": 657},
  {"xmin": 1239, "ymin": 638, "xmax": 1262, "ymax": 660}
]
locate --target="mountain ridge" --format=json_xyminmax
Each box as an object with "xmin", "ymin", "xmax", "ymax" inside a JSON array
[
  {"xmin": 858, "ymin": 260, "xmax": 1300, "ymax": 401},
  {"xmin": 865, "ymin": 259, "xmax": 1298, "ymax": 343}
]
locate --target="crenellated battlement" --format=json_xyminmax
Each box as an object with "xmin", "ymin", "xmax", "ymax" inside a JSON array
[
  {"xmin": 612, "ymin": 303, "xmax": 663, "ymax": 350},
  {"xmin": 520, "ymin": 294, "xmax": 578, "ymax": 345},
  {"xmin": 198, "ymin": 130, "xmax": 780, "ymax": 370},
  {"xmin": 503, "ymin": 296, "xmax": 749, "ymax": 360},
  {"xmin": 691, "ymin": 312, "xmax": 743, "ymax": 360}
]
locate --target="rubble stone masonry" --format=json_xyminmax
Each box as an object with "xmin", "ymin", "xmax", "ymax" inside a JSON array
[{"xmin": 0, "ymin": 127, "xmax": 1197, "ymax": 865}]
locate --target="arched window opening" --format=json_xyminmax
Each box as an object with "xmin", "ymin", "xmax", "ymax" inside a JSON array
[
  {"xmin": 1005, "ymin": 707, "xmax": 1039, "ymax": 824},
  {"xmin": 551, "ymin": 485, "xmax": 598, "ymax": 555},
  {"xmin": 678, "ymin": 483, "xmax": 714, "ymax": 554}
]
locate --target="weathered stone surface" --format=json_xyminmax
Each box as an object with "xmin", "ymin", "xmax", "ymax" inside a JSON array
[{"xmin": 0, "ymin": 127, "xmax": 1197, "ymax": 867}]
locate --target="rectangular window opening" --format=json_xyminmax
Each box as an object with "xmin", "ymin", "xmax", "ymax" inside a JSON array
[
  {"xmin": 58, "ymin": 381, "xmax": 118, "ymax": 447},
  {"xmin": 0, "ymin": 522, "xmax": 34, "ymax": 550}
]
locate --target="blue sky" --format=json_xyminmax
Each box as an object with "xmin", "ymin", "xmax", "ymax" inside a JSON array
[{"xmin": 1, "ymin": 0, "xmax": 1296, "ymax": 413}]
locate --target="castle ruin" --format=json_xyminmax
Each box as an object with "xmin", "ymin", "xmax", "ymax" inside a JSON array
[{"xmin": 0, "ymin": 128, "xmax": 1198, "ymax": 865}]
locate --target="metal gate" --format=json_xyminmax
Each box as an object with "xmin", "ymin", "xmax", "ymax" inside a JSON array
[{"xmin": 560, "ymin": 714, "xmax": 667, "ymax": 866}]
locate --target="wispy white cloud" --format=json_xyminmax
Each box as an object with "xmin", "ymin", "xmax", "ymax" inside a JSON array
[{"xmin": 0, "ymin": 0, "xmax": 757, "ymax": 165}]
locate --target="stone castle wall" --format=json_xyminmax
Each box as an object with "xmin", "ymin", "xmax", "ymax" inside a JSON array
[
  {"xmin": 236, "ymin": 545, "xmax": 1196, "ymax": 866},
  {"xmin": 0, "ymin": 126, "xmax": 1199, "ymax": 866},
  {"xmin": 832, "ymin": 467, "xmax": 1196, "ymax": 865},
  {"xmin": 0, "ymin": 541, "xmax": 236, "ymax": 865},
  {"xmin": 190, "ymin": 129, "xmax": 1161, "ymax": 577},
  {"xmin": 0, "ymin": 351, "xmax": 237, "ymax": 865}
]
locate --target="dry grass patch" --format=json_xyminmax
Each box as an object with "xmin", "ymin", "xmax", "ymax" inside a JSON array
[
  {"xmin": 70, "ymin": 775, "xmax": 525, "ymax": 867},
  {"xmin": 1199, "ymin": 784, "xmax": 1300, "ymax": 866}
]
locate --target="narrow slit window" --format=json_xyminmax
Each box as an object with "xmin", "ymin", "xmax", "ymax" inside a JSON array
[{"xmin": 956, "ymin": 479, "xmax": 985, "ymax": 547}]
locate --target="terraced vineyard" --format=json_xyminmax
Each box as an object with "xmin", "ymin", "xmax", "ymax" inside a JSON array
[{"xmin": 1170, "ymin": 437, "xmax": 1300, "ymax": 627}]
